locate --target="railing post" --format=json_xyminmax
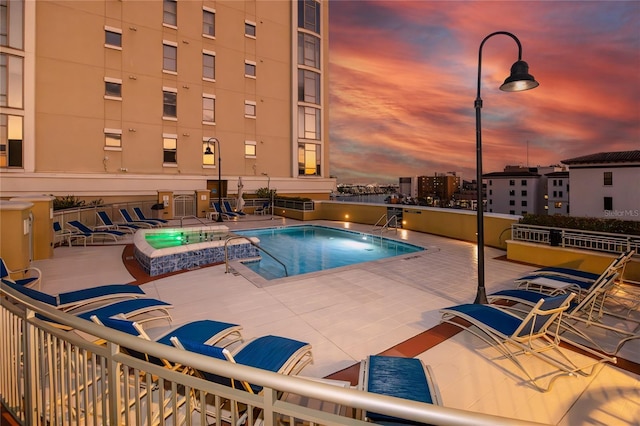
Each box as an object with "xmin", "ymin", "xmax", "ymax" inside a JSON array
[
  {"xmin": 262, "ymin": 386, "xmax": 277, "ymax": 426},
  {"xmin": 106, "ymin": 341, "xmax": 121, "ymax": 425}
]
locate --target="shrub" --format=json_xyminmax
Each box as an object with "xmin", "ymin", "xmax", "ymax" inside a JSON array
[{"xmin": 519, "ymin": 214, "xmax": 640, "ymax": 236}]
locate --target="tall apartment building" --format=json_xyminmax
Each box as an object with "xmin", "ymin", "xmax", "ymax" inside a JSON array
[
  {"xmin": 484, "ymin": 165, "xmax": 562, "ymax": 216},
  {"xmin": 562, "ymin": 151, "xmax": 640, "ymax": 221},
  {"xmin": 1, "ymin": 0, "xmax": 335, "ymax": 200},
  {"xmin": 416, "ymin": 172, "xmax": 461, "ymax": 206}
]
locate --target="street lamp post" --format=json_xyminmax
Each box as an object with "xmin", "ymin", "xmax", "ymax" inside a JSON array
[
  {"xmin": 205, "ymin": 137, "xmax": 223, "ymax": 222},
  {"xmin": 474, "ymin": 31, "xmax": 539, "ymax": 304}
]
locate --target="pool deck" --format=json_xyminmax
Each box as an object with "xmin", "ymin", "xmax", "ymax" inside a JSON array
[{"xmin": 34, "ymin": 217, "xmax": 640, "ymax": 425}]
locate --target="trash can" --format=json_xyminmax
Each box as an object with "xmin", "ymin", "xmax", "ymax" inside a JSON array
[
  {"xmin": 549, "ymin": 229, "xmax": 562, "ymax": 247},
  {"xmin": 151, "ymin": 203, "xmax": 165, "ymax": 219}
]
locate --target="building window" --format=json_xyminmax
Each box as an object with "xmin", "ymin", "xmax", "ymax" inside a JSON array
[
  {"xmin": 521, "ymin": 211, "xmax": 528, "ymax": 215},
  {"xmin": 298, "ymin": 69, "xmax": 320, "ymax": 104},
  {"xmin": 509, "ymin": 180, "xmax": 515, "ymax": 186},
  {"xmin": 203, "ymin": 52, "xmax": 215, "ymax": 80},
  {"xmin": 245, "ymin": 101, "xmax": 256, "ymax": 118},
  {"xmin": 202, "ymin": 139, "xmax": 214, "ymax": 166},
  {"xmin": 104, "ymin": 129, "xmax": 122, "ymax": 148},
  {"xmin": 553, "ymin": 191, "xmax": 557, "ymax": 197},
  {"xmin": 509, "ymin": 190, "xmax": 515, "ymax": 196},
  {"xmin": 245, "ymin": 21, "xmax": 256, "ymax": 37},
  {"xmin": 552, "ymin": 179, "xmax": 557, "ymax": 186},
  {"xmin": 558, "ymin": 179, "xmax": 563, "ymax": 186},
  {"xmin": 489, "ymin": 199, "xmax": 492, "ymax": 205},
  {"xmin": 604, "ymin": 171, "xmax": 613, "ymax": 186},
  {"xmin": 298, "ymin": 142, "xmax": 321, "ymax": 176},
  {"xmin": 298, "ymin": 106, "xmax": 320, "ymax": 140},
  {"xmin": 163, "ymin": 43, "xmax": 177, "ymax": 72},
  {"xmin": 521, "ymin": 200, "xmax": 527, "ymax": 206},
  {"xmin": 202, "ymin": 95, "xmax": 215, "ymax": 123},
  {"xmin": 104, "ymin": 78, "xmax": 122, "ymax": 98},
  {"xmin": 555, "ymin": 202, "xmax": 562, "ymax": 208},
  {"xmin": 298, "ymin": 33, "xmax": 320, "ymax": 69},
  {"xmin": 1, "ymin": 0, "xmax": 24, "ymax": 49},
  {"xmin": 0, "ymin": 53, "xmax": 23, "ymax": 108},
  {"xmin": 298, "ymin": 0, "xmax": 320, "ymax": 34},
  {"xmin": 163, "ymin": 90, "xmax": 177, "ymax": 118},
  {"xmin": 245, "ymin": 61, "xmax": 256, "ymax": 78},
  {"xmin": 509, "ymin": 210, "xmax": 515, "ymax": 215},
  {"xmin": 489, "ymin": 189, "xmax": 492, "ymax": 195},
  {"xmin": 105, "ymin": 28, "xmax": 122, "ymax": 48},
  {"xmin": 521, "ymin": 190, "xmax": 527, "ymax": 196},
  {"xmin": 521, "ymin": 179, "xmax": 527, "ymax": 186},
  {"xmin": 604, "ymin": 197, "xmax": 613, "ymax": 210},
  {"xmin": 245, "ymin": 141, "xmax": 256, "ymax": 158},
  {"xmin": 509, "ymin": 200, "xmax": 515, "ymax": 206},
  {"xmin": 203, "ymin": 9, "xmax": 215, "ymax": 37},
  {"xmin": 163, "ymin": 136, "xmax": 177, "ymax": 164},
  {"xmin": 163, "ymin": 0, "xmax": 177, "ymax": 26},
  {"xmin": 0, "ymin": 114, "xmax": 22, "ymax": 168},
  {"xmin": 559, "ymin": 191, "xmax": 563, "ymax": 198}
]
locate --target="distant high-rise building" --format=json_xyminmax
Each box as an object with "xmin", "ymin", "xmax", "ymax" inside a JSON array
[
  {"xmin": 1, "ymin": 0, "xmax": 335, "ymax": 200},
  {"xmin": 416, "ymin": 173, "xmax": 461, "ymax": 205}
]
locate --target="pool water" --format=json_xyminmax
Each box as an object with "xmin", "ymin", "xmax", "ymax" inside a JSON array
[
  {"xmin": 145, "ymin": 230, "xmax": 227, "ymax": 249},
  {"xmin": 234, "ymin": 225, "xmax": 424, "ymax": 280}
]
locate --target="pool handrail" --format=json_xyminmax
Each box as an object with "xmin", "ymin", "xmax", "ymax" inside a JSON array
[{"xmin": 224, "ymin": 235, "xmax": 288, "ymax": 277}]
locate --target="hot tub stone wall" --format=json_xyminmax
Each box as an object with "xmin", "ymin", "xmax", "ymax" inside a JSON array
[{"xmin": 134, "ymin": 243, "xmax": 259, "ymax": 276}]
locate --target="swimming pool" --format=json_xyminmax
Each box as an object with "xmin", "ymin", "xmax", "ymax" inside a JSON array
[{"xmin": 234, "ymin": 225, "xmax": 424, "ymax": 280}]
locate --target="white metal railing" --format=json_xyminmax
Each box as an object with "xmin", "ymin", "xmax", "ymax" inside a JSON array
[
  {"xmin": 511, "ymin": 224, "xmax": 640, "ymax": 254},
  {"xmin": 0, "ymin": 282, "xmax": 546, "ymax": 426},
  {"xmin": 372, "ymin": 214, "xmax": 399, "ymax": 235}
]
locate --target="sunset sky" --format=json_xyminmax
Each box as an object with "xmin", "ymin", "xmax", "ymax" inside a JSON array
[{"xmin": 328, "ymin": 0, "xmax": 640, "ymax": 184}]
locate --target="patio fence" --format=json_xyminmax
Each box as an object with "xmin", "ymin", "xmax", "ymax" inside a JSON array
[
  {"xmin": 0, "ymin": 282, "xmax": 544, "ymax": 426},
  {"xmin": 511, "ymin": 224, "xmax": 640, "ymax": 254}
]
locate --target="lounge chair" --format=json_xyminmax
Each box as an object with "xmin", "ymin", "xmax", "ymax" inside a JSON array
[
  {"xmin": 119, "ymin": 208, "xmax": 159, "ymax": 228},
  {"xmin": 358, "ymin": 355, "xmax": 442, "ymax": 424},
  {"xmin": 1, "ymin": 257, "xmax": 42, "ymax": 289},
  {"xmin": 96, "ymin": 210, "xmax": 142, "ymax": 233},
  {"xmin": 440, "ymin": 293, "xmax": 616, "ymax": 392},
  {"xmin": 488, "ymin": 270, "xmax": 638, "ymax": 354},
  {"xmin": 53, "ymin": 221, "xmax": 86, "ymax": 247},
  {"xmin": 224, "ymin": 200, "xmax": 246, "ymax": 216},
  {"xmin": 172, "ymin": 334, "xmax": 312, "ymax": 425},
  {"xmin": 1, "ymin": 278, "xmax": 146, "ymax": 312},
  {"xmin": 172, "ymin": 334, "xmax": 312, "ymax": 393},
  {"xmin": 133, "ymin": 207, "xmax": 169, "ymax": 224},
  {"xmin": 67, "ymin": 220, "xmax": 126, "ymax": 242},
  {"xmin": 254, "ymin": 202, "xmax": 269, "ymax": 215},
  {"xmin": 514, "ymin": 250, "xmax": 635, "ymax": 294},
  {"xmin": 212, "ymin": 202, "xmax": 239, "ymax": 219},
  {"xmin": 92, "ymin": 316, "xmax": 243, "ymax": 369}
]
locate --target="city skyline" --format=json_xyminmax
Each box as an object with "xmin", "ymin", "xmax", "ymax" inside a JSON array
[{"xmin": 328, "ymin": 1, "xmax": 640, "ymax": 184}]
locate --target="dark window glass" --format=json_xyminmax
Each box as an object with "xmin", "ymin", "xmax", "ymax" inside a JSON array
[
  {"xmin": 203, "ymin": 54, "xmax": 215, "ymax": 79},
  {"xmin": 298, "ymin": 0, "xmax": 320, "ymax": 34},
  {"xmin": 163, "ymin": 44, "xmax": 177, "ymax": 72},
  {"xmin": 245, "ymin": 23, "xmax": 256, "ymax": 37},
  {"xmin": 203, "ymin": 10, "xmax": 215, "ymax": 36},
  {"xmin": 604, "ymin": 172, "xmax": 613, "ymax": 186},
  {"xmin": 604, "ymin": 197, "xmax": 613, "ymax": 210},
  {"xmin": 163, "ymin": 0, "xmax": 177, "ymax": 26},
  {"xmin": 163, "ymin": 91, "xmax": 177, "ymax": 117},
  {"xmin": 105, "ymin": 81, "xmax": 121, "ymax": 97},
  {"xmin": 105, "ymin": 30, "xmax": 121, "ymax": 47}
]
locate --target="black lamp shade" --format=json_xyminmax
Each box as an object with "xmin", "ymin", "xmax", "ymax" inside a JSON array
[{"xmin": 500, "ymin": 60, "xmax": 539, "ymax": 92}]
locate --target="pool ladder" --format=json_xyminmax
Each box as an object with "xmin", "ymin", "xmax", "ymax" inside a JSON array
[
  {"xmin": 372, "ymin": 214, "xmax": 399, "ymax": 235},
  {"xmin": 224, "ymin": 236, "xmax": 288, "ymax": 277}
]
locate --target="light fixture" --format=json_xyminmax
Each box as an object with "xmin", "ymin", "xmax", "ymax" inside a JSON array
[
  {"xmin": 474, "ymin": 31, "xmax": 539, "ymax": 304},
  {"xmin": 206, "ymin": 137, "xmax": 223, "ymax": 222}
]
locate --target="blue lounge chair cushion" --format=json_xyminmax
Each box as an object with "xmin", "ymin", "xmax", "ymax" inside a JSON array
[
  {"xmin": 133, "ymin": 207, "xmax": 168, "ymax": 223},
  {"xmin": 155, "ymin": 319, "xmax": 240, "ymax": 346},
  {"xmin": 57, "ymin": 284, "xmax": 145, "ymax": 307},
  {"xmin": 489, "ymin": 289, "xmax": 579, "ymax": 315},
  {"xmin": 517, "ymin": 274, "xmax": 591, "ymax": 289},
  {"xmin": 1, "ymin": 259, "xmax": 40, "ymax": 288},
  {"xmin": 68, "ymin": 220, "xmax": 126, "ymax": 237},
  {"xmin": 2, "ymin": 278, "xmax": 57, "ymax": 305},
  {"xmin": 120, "ymin": 209, "xmax": 159, "ymax": 226},
  {"xmin": 367, "ymin": 356, "xmax": 434, "ymax": 404},
  {"xmin": 533, "ymin": 267, "xmax": 600, "ymax": 281},
  {"xmin": 75, "ymin": 298, "xmax": 172, "ymax": 321}
]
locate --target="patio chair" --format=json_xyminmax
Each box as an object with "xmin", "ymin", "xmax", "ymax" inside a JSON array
[
  {"xmin": 96, "ymin": 210, "xmax": 142, "ymax": 233},
  {"xmin": 224, "ymin": 200, "xmax": 246, "ymax": 216},
  {"xmin": 514, "ymin": 250, "xmax": 635, "ymax": 294},
  {"xmin": 1, "ymin": 278, "xmax": 146, "ymax": 312},
  {"xmin": 1, "ymin": 257, "xmax": 42, "ymax": 289},
  {"xmin": 488, "ymin": 270, "xmax": 639, "ymax": 354},
  {"xmin": 440, "ymin": 293, "xmax": 616, "ymax": 392},
  {"xmin": 172, "ymin": 334, "xmax": 312, "ymax": 425},
  {"xmin": 92, "ymin": 316, "xmax": 243, "ymax": 369},
  {"xmin": 53, "ymin": 221, "xmax": 86, "ymax": 247},
  {"xmin": 358, "ymin": 355, "xmax": 442, "ymax": 424},
  {"xmin": 67, "ymin": 220, "xmax": 127, "ymax": 242},
  {"xmin": 133, "ymin": 207, "xmax": 169, "ymax": 224},
  {"xmin": 118, "ymin": 208, "xmax": 158, "ymax": 228},
  {"xmin": 254, "ymin": 202, "xmax": 269, "ymax": 215},
  {"xmin": 213, "ymin": 202, "xmax": 239, "ymax": 219}
]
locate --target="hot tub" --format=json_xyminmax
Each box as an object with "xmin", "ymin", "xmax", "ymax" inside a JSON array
[{"xmin": 133, "ymin": 225, "xmax": 259, "ymax": 276}]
